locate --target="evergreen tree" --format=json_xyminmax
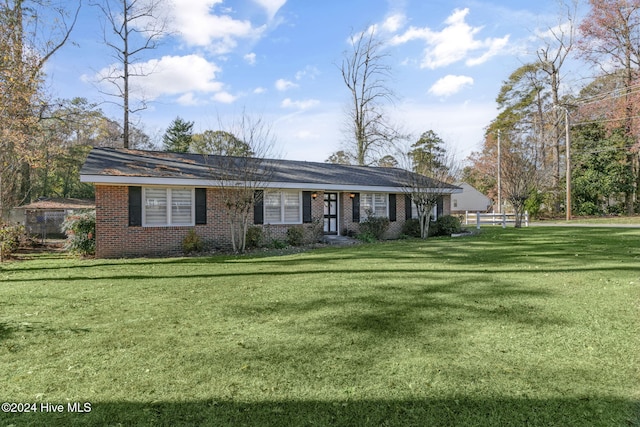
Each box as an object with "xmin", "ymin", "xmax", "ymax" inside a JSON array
[{"xmin": 163, "ymin": 117, "xmax": 194, "ymax": 153}]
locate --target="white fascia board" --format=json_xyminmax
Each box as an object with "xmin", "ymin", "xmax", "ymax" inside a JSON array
[{"xmin": 80, "ymin": 174, "xmax": 462, "ymax": 194}]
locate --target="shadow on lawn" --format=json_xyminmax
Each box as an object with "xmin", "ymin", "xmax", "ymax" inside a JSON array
[{"xmin": 2, "ymin": 397, "xmax": 637, "ymax": 427}]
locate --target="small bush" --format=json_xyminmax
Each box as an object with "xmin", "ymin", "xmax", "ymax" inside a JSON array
[
  {"xmin": 286, "ymin": 225, "xmax": 305, "ymax": 246},
  {"xmin": 0, "ymin": 223, "xmax": 25, "ymax": 262},
  {"xmin": 401, "ymin": 218, "xmax": 421, "ymax": 238},
  {"xmin": 182, "ymin": 229, "xmax": 204, "ymax": 254},
  {"xmin": 358, "ymin": 210, "xmax": 390, "ymax": 241},
  {"xmin": 246, "ymin": 226, "xmax": 263, "ymax": 249},
  {"xmin": 431, "ymin": 215, "xmax": 462, "ymax": 236},
  {"xmin": 62, "ymin": 210, "xmax": 96, "ymax": 256},
  {"xmin": 357, "ymin": 231, "xmax": 377, "ymax": 243},
  {"xmin": 270, "ymin": 239, "xmax": 287, "ymax": 249}
]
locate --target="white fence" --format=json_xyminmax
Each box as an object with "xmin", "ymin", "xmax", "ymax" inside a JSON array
[{"xmin": 465, "ymin": 211, "xmax": 529, "ymax": 229}]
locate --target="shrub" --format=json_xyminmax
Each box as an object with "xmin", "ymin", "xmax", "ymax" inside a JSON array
[
  {"xmin": 246, "ymin": 226, "xmax": 263, "ymax": 249},
  {"xmin": 182, "ymin": 229, "xmax": 204, "ymax": 254},
  {"xmin": 269, "ymin": 239, "xmax": 287, "ymax": 249},
  {"xmin": 401, "ymin": 218, "xmax": 421, "ymax": 238},
  {"xmin": 431, "ymin": 215, "xmax": 462, "ymax": 237},
  {"xmin": 0, "ymin": 223, "xmax": 25, "ymax": 262},
  {"xmin": 62, "ymin": 210, "xmax": 96, "ymax": 256},
  {"xmin": 286, "ymin": 225, "xmax": 305, "ymax": 246},
  {"xmin": 358, "ymin": 210, "xmax": 390, "ymax": 241}
]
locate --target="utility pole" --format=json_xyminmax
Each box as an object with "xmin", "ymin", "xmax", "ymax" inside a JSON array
[
  {"xmin": 497, "ymin": 129, "xmax": 502, "ymax": 214},
  {"xmin": 564, "ymin": 107, "xmax": 571, "ymax": 221}
]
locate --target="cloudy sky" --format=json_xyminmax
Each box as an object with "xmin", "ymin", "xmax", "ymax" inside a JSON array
[{"xmin": 45, "ymin": 0, "xmax": 584, "ymax": 163}]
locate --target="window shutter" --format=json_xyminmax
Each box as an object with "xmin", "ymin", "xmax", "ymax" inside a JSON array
[
  {"xmin": 302, "ymin": 191, "xmax": 312, "ymax": 223},
  {"xmin": 405, "ymin": 195, "xmax": 413, "ymax": 220},
  {"xmin": 389, "ymin": 194, "xmax": 397, "ymax": 222},
  {"xmin": 128, "ymin": 186, "xmax": 142, "ymax": 226},
  {"xmin": 437, "ymin": 196, "xmax": 444, "ymax": 220},
  {"xmin": 352, "ymin": 193, "xmax": 360, "ymax": 222},
  {"xmin": 254, "ymin": 190, "xmax": 264, "ymax": 225},
  {"xmin": 195, "ymin": 188, "xmax": 207, "ymax": 225}
]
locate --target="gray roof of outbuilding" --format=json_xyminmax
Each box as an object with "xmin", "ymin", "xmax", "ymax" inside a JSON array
[{"xmin": 80, "ymin": 147, "xmax": 460, "ymax": 191}]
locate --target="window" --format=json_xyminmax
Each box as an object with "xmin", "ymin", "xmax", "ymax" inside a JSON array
[
  {"xmin": 264, "ymin": 191, "xmax": 301, "ymax": 224},
  {"xmin": 143, "ymin": 187, "xmax": 194, "ymax": 226},
  {"xmin": 411, "ymin": 200, "xmax": 437, "ymax": 221},
  {"xmin": 361, "ymin": 193, "xmax": 388, "ymax": 218}
]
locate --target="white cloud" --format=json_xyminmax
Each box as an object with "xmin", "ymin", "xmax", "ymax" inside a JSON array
[
  {"xmin": 165, "ymin": 0, "xmax": 264, "ymax": 54},
  {"xmin": 382, "ymin": 13, "xmax": 406, "ymax": 33},
  {"xmin": 176, "ymin": 92, "xmax": 200, "ymax": 106},
  {"xmin": 390, "ymin": 8, "xmax": 509, "ymax": 69},
  {"xmin": 254, "ymin": 87, "xmax": 267, "ymax": 94},
  {"xmin": 244, "ymin": 52, "xmax": 257, "ymax": 65},
  {"xmin": 281, "ymin": 98, "xmax": 319, "ymax": 110},
  {"xmin": 429, "ymin": 75, "xmax": 474, "ymax": 97},
  {"xmin": 295, "ymin": 66, "xmax": 320, "ymax": 81},
  {"xmin": 275, "ymin": 78, "xmax": 298, "ymax": 91},
  {"xmin": 213, "ymin": 91, "xmax": 237, "ymax": 104},
  {"xmin": 252, "ymin": 0, "xmax": 287, "ymax": 20},
  {"xmin": 92, "ymin": 54, "xmax": 223, "ymax": 101}
]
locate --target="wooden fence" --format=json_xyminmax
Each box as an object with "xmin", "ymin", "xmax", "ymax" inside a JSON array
[{"xmin": 464, "ymin": 211, "xmax": 529, "ymax": 229}]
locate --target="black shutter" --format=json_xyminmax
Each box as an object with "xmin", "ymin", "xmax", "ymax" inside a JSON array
[
  {"xmin": 405, "ymin": 195, "xmax": 413, "ymax": 220},
  {"xmin": 302, "ymin": 191, "xmax": 312, "ymax": 223},
  {"xmin": 254, "ymin": 190, "xmax": 264, "ymax": 224},
  {"xmin": 195, "ymin": 188, "xmax": 207, "ymax": 225},
  {"xmin": 389, "ymin": 194, "xmax": 397, "ymax": 222},
  {"xmin": 437, "ymin": 196, "xmax": 444, "ymax": 220},
  {"xmin": 128, "ymin": 186, "xmax": 142, "ymax": 226},
  {"xmin": 352, "ymin": 193, "xmax": 360, "ymax": 222}
]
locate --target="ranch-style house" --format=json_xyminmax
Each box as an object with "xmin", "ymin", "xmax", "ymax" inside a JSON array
[{"xmin": 80, "ymin": 147, "xmax": 461, "ymax": 258}]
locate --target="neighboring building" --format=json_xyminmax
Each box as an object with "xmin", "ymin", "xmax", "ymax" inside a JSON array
[
  {"xmin": 80, "ymin": 148, "xmax": 461, "ymax": 258},
  {"xmin": 17, "ymin": 198, "xmax": 96, "ymax": 238},
  {"xmin": 450, "ymin": 182, "xmax": 492, "ymax": 214}
]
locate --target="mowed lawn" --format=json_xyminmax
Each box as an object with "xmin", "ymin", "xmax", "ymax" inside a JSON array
[{"xmin": 0, "ymin": 227, "xmax": 638, "ymax": 426}]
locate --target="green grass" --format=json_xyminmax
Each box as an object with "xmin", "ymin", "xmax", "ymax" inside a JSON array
[
  {"xmin": 538, "ymin": 215, "xmax": 640, "ymax": 225},
  {"xmin": 0, "ymin": 227, "xmax": 638, "ymax": 426}
]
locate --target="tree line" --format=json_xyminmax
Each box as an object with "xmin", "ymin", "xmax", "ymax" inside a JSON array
[
  {"xmin": 3, "ymin": 0, "xmax": 640, "ymax": 223},
  {"xmin": 463, "ymin": 0, "xmax": 640, "ymax": 217}
]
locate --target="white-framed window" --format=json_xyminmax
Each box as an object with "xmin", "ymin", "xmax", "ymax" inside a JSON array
[
  {"xmin": 361, "ymin": 193, "xmax": 388, "ymax": 218},
  {"xmin": 143, "ymin": 187, "xmax": 194, "ymax": 226},
  {"xmin": 411, "ymin": 200, "xmax": 438, "ymax": 221},
  {"xmin": 264, "ymin": 191, "xmax": 302, "ymax": 224}
]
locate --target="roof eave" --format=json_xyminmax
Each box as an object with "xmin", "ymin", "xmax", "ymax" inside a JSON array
[{"xmin": 80, "ymin": 174, "xmax": 461, "ymax": 194}]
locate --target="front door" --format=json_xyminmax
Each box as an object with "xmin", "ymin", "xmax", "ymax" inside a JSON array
[{"xmin": 324, "ymin": 192, "xmax": 338, "ymax": 235}]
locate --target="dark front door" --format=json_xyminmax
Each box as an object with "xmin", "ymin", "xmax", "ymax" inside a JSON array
[{"xmin": 324, "ymin": 192, "xmax": 338, "ymax": 235}]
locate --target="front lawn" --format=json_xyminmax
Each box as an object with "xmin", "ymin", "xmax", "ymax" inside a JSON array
[{"xmin": 1, "ymin": 227, "xmax": 638, "ymax": 426}]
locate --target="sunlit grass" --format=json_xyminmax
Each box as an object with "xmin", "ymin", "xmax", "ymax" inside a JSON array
[{"xmin": 1, "ymin": 227, "xmax": 638, "ymax": 426}]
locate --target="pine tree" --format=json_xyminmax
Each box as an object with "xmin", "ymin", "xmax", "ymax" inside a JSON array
[{"xmin": 162, "ymin": 117, "xmax": 194, "ymax": 153}]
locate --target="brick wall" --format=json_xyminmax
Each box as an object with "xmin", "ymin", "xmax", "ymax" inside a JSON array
[
  {"xmin": 95, "ymin": 186, "xmax": 231, "ymax": 258},
  {"xmin": 95, "ymin": 186, "xmax": 445, "ymax": 257}
]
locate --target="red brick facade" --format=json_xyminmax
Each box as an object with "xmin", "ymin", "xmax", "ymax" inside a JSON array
[{"xmin": 94, "ymin": 185, "xmax": 451, "ymax": 258}]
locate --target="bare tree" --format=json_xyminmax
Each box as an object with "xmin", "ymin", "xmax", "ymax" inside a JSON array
[
  {"xmin": 196, "ymin": 114, "xmax": 277, "ymax": 253},
  {"xmin": 92, "ymin": 0, "xmax": 169, "ymax": 148},
  {"xmin": 501, "ymin": 140, "xmax": 539, "ymax": 227},
  {"xmin": 399, "ymin": 131, "xmax": 459, "ymax": 239},
  {"xmin": 536, "ymin": 0, "xmax": 577, "ymax": 211},
  {"xmin": 340, "ymin": 28, "xmax": 404, "ymax": 165}
]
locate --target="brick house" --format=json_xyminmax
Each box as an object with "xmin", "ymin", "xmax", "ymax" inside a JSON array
[{"xmin": 80, "ymin": 147, "xmax": 461, "ymax": 258}]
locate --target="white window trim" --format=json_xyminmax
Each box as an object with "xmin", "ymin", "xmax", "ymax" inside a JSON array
[
  {"xmin": 264, "ymin": 190, "xmax": 302, "ymax": 225},
  {"xmin": 361, "ymin": 192, "xmax": 389, "ymax": 219},
  {"xmin": 411, "ymin": 201, "xmax": 438, "ymax": 221},
  {"xmin": 142, "ymin": 187, "xmax": 195, "ymax": 227}
]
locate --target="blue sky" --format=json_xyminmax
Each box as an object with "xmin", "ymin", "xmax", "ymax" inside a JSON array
[{"xmin": 44, "ymin": 0, "xmax": 581, "ymax": 163}]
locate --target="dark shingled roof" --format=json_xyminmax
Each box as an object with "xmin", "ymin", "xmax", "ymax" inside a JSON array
[{"xmin": 81, "ymin": 147, "xmax": 460, "ymax": 191}]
